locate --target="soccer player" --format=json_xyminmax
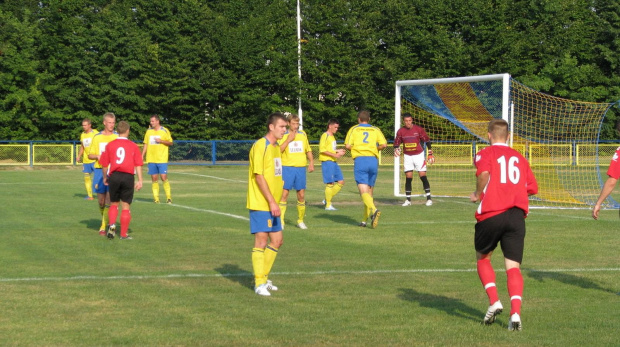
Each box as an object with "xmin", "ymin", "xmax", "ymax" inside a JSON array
[
  {"xmin": 393, "ymin": 113, "xmax": 435, "ymax": 206},
  {"xmin": 142, "ymin": 114, "xmax": 174, "ymax": 204},
  {"xmin": 470, "ymin": 119, "xmax": 538, "ymax": 331},
  {"xmin": 248, "ymin": 112, "xmax": 287, "ymax": 296},
  {"xmin": 88, "ymin": 112, "xmax": 118, "ymax": 235},
  {"xmin": 344, "ymin": 110, "xmax": 387, "ymax": 228},
  {"xmin": 278, "ymin": 114, "xmax": 314, "ymax": 229},
  {"xmin": 99, "ymin": 121, "xmax": 143, "ymax": 240},
  {"xmin": 319, "ymin": 119, "xmax": 346, "ymax": 210},
  {"xmin": 77, "ymin": 118, "xmax": 99, "ymax": 200},
  {"xmin": 592, "ymin": 122, "xmax": 620, "ymax": 219}
]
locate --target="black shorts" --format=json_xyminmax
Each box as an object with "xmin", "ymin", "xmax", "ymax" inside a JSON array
[
  {"xmin": 474, "ymin": 207, "xmax": 526, "ymax": 263},
  {"xmin": 108, "ymin": 172, "xmax": 135, "ymax": 204}
]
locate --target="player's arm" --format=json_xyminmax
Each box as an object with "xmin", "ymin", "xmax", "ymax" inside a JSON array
[
  {"xmin": 141, "ymin": 141, "xmax": 148, "ymax": 161},
  {"xmin": 135, "ymin": 165, "xmax": 143, "ymax": 191},
  {"xmin": 255, "ymin": 173, "xmax": 280, "ymax": 217},
  {"xmin": 376, "ymin": 131, "xmax": 387, "ymax": 151},
  {"xmin": 279, "ymin": 133, "xmax": 293, "ymax": 153},
  {"xmin": 593, "ymin": 176, "xmax": 617, "ymax": 220},
  {"xmin": 77, "ymin": 144, "xmax": 84, "ymax": 163},
  {"xmin": 425, "ymin": 141, "xmax": 435, "ymax": 164},
  {"xmin": 470, "ymin": 171, "xmax": 489, "ymax": 202},
  {"xmin": 87, "ymin": 140, "xmax": 99, "ymax": 161},
  {"xmin": 306, "ymin": 150, "xmax": 315, "ymax": 172},
  {"xmin": 393, "ymin": 130, "xmax": 402, "ymax": 157}
]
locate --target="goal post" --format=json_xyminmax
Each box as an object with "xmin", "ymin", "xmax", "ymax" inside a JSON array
[{"xmin": 394, "ymin": 74, "xmax": 618, "ymax": 209}]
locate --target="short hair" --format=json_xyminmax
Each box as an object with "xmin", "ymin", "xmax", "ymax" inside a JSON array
[
  {"xmin": 287, "ymin": 113, "xmax": 300, "ymax": 122},
  {"xmin": 488, "ymin": 119, "xmax": 509, "ymax": 140},
  {"xmin": 103, "ymin": 112, "xmax": 116, "ymax": 121},
  {"xmin": 82, "ymin": 118, "xmax": 92, "ymax": 125},
  {"xmin": 267, "ymin": 112, "xmax": 287, "ymax": 130},
  {"xmin": 116, "ymin": 120, "xmax": 130, "ymax": 134},
  {"xmin": 357, "ymin": 110, "xmax": 370, "ymax": 122},
  {"xmin": 327, "ymin": 118, "xmax": 340, "ymax": 128},
  {"xmin": 150, "ymin": 114, "xmax": 161, "ymax": 122},
  {"xmin": 403, "ymin": 113, "xmax": 413, "ymax": 119}
]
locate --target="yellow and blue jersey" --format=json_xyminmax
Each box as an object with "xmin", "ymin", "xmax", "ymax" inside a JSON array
[
  {"xmin": 344, "ymin": 124, "xmax": 387, "ymax": 159},
  {"xmin": 89, "ymin": 132, "xmax": 118, "ymax": 168},
  {"xmin": 319, "ymin": 132, "xmax": 338, "ymax": 162},
  {"xmin": 143, "ymin": 127, "xmax": 173, "ymax": 163},
  {"xmin": 280, "ymin": 130, "xmax": 311, "ymax": 167},
  {"xmin": 80, "ymin": 129, "xmax": 99, "ymax": 164},
  {"xmin": 247, "ymin": 137, "xmax": 283, "ymax": 211}
]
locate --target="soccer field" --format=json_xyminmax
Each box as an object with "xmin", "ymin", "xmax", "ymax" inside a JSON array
[{"xmin": 0, "ymin": 166, "xmax": 618, "ymax": 346}]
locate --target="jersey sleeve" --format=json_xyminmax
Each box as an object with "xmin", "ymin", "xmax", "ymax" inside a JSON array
[{"xmin": 393, "ymin": 129, "xmax": 402, "ymax": 148}]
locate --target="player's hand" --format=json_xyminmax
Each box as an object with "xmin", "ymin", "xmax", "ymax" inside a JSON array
[
  {"xmin": 592, "ymin": 204, "xmax": 601, "ymax": 220},
  {"xmin": 135, "ymin": 181, "xmax": 143, "ymax": 191},
  {"xmin": 427, "ymin": 154, "xmax": 435, "ymax": 165},
  {"xmin": 269, "ymin": 201, "xmax": 281, "ymax": 217},
  {"xmin": 103, "ymin": 177, "xmax": 109, "ymax": 186},
  {"xmin": 308, "ymin": 163, "xmax": 315, "ymax": 173},
  {"xmin": 469, "ymin": 192, "xmax": 479, "ymax": 202},
  {"xmin": 394, "ymin": 148, "xmax": 401, "ymax": 157},
  {"xmin": 335, "ymin": 149, "xmax": 345, "ymax": 157}
]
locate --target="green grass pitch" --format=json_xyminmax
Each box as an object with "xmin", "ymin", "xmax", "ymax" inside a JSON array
[{"xmin": 0, "ymin": 165, "xmax": 617, "ymax": 346}]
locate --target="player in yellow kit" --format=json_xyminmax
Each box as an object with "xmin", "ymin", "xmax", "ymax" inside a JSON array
[
  {"xmin": 77, "ymin": 118, "xmax": 99, "ymax": 200},
  {"xmin": 278, "ymin": 114, "xmax": 314, "ymax": 229},
  {"xmin": 248, "ymin": 112, "xmax": 288, "ymax": 296},
  {"xmin": 88, "ymin": 112, "xmax": 118, "ymax": 235},
  {"xmin": 344, "ymin": 110, "xmax": 387, "ymax": 228},
  {"xmin": 142, "ymin": 114, "xmax": 174, "ymax": 203},
  {"xmin": 319, "ymin": 119, "xmax": 346, "ymax": 210}
]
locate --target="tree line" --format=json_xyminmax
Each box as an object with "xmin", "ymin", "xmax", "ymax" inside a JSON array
[{"xmin": 1, "ymin": 0, "xmax": 619, "ymax": 142}]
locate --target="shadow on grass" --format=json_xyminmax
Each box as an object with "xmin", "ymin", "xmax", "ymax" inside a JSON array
[
  {"xmin": 397, "ymin": 288, "xmax": 483, "ymax": 323},
  {"xmin": 214, "ymin": 263, "xmax": 254, "ymax": 290},
  {"xmin": 526, "ymin": 270, "xmax": 618, "ymax": 295},
  {"xmin": 313, "ymin": 213, "xmax": 360, "ymax": 226},
  {"xmin": 79, "ymin": 219, "xmax": 103, "ymax": 231}
]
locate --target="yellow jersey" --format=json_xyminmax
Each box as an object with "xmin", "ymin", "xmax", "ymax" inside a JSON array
[
  {"xmin": 280, "ymin": 130, "xmax": 311, "ymax": 167},
  {"xmin": 143, "ymin": 126, "xmax": 173, "ymax": 163},
  {"xmin": 319, "ymin": 132, "xmax": 338, "ymax": 162},
  {"xmin": 247, "ymin": 137, "xmax": 283, "ymax": 211},
  {"xmin": 89, "ymin": 132, "xmax": 119, "ymax": 168},
  {"xmin": 80, "ymin": 129, "xmax": 99, "ymax": 164},
  {"xmin": 344, "ymin": 124, "xmax": 387, "ymax": 159}
]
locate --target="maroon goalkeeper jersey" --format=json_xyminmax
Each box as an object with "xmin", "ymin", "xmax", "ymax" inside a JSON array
[
  {"xmin": 474, "ymin": 143, "xmax": 538, "ymax": 222},
  {"xmin": 99, "ymin": 137, "xmax": 144, "ymax": 175},
  {"xmin": 607, "ymin": 147, "xmax": 620, "ymax": 179},
  {"xmin": 394, "ymin": 125, "xmax": 430, "ymax": 155}
]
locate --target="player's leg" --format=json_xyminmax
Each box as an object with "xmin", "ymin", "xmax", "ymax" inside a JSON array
[
  {"xmin": 250, "ymin": 211, "xmax": 282, "ymax": 296},
  {"xmin": 160, "ymin": 165, "xmax": 172, "ymax": 203},
  {"xmin": 475, "ymin": 214, "xmax": 504, "ymax": 324},
  {"xmin": 148, "ymin": 163, "xmax": 160, "ymax": 203},
  {"xmin": 263, "ymin": 230, "xmax": 283, "ymax": 286},
  {"xmin": 500, "ymin": 208, "xmax": 526, "ymax": 331},
  {"xmin": 93, "ymin": 168, "xmax": 109, "ymax": 235},
  {"xmin": 83, "ymin": 163, "xmax": 94, "ymax": 199},
  {"xmin": 280, "ymin": 166, "xmax": 295, "ymax": 225},
  {"xmin": 296, "ymin": 189, "xmax": 307, "ymax": 229},
  {"xmin": 402, "ymin": 154, "xmax": 414, "ymax": 205},
  {"xmin": 279, "ymin": 189, "xmax": 290, "ymax": 227},
  {"xmin": 118, "ymin": 173, "xmax": 136, "ymax": 239},
  {"xmin": 415, "ymin": 153, "xmax": 432, "ymax": 205}
]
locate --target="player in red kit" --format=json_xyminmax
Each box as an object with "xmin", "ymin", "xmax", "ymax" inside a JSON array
[
  {"xmin": 470, "ymin": 119, "xmax": 538, "ymax": 331},
  {"xmin": 99, "ymin": 121, "xmax": 144, "ymax": 240},
  {"xmin": 394, "ymin": 113, "xmax": 435, "ymax": 206},
  {"xmin": 593, "ymin": 122, "xmax": 620, "ymax": 220}
]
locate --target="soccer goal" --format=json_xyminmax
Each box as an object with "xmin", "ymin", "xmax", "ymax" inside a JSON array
[{"xmin": 394, "ymin": 73, "xmax": 618, "ymax": 208}]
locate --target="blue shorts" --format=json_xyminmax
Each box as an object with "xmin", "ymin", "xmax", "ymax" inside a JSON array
[
  {"xmin": 353, "ymin": 156, "xmax": 378, "ymax": 186},
  {"xmin": 148, "ymin": 163, "xmax": 168, "ymax": 175},
  {"xmin": 92, "ymin": 168, "xmax": 109, "ymax": 194},
  {"xmin": 249, "ymin": 210, "xmax": 283, "ymax": 234},
  {"xmin": 321, "ymin": 161, "xmax": 344, "ymax": 184},
  {"xmin": 282, "ymin": 166, "xmax": 307, "ymax": 190},
  {"xmin": 82, "ymin": 163, "xmax": 95, "ymax": 174}
]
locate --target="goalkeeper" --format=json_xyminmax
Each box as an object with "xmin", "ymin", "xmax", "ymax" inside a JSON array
[{"xmin": 393, "ymin": 113, "xmax": 434, "ymax": 206}]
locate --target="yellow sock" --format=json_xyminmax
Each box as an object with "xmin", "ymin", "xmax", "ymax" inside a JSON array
[
  {"xmin": 100, "ymin": 205, "xmax": 109, "ymax": 230},
  {"xmin": 152, "ymin": 182, "xmax": 160, "ymax": 202},
  {"xmin": 361, "ymin": 193, "xmax": 376, "ymax": 212},
  {"xmin": 263, "ymin": 245, "xmax": 279, "ymax": 281},
  {"xmin": 163, "ymin": 179, "xmax": 172, "ymax": 200},
  {"xmin": 297, "ymin": 200, "xmax": 306, "ymax": 224},
  {"xmin": 325, "ymin": 184, "xmax": 334, "ymax": 206},
  {"xmin": 84, "ymin": 174, "xmax": 93, "ymax": 198},
  {"xmin": 332, "ymin": 182, "xmax": 343, "ymax": 197},
  {"xmin": 252, "ymin": 248, "xmax": 266, "ymax": 286},
  {"xmin": 279, "ymin": 201, "xmax": 287, "ymax": 226}
]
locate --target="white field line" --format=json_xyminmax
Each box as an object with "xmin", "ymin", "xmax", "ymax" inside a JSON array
[
  {"xmin": 1, "ymin": 267, "xmax": 618, "ymax": 283},
  {"xmin": 162, "ymin": 202, "xmax": 249, "ymax": 221},
  {"xmin": 176, "ymin": 172, "xmax": 245, "ymax": 183}
]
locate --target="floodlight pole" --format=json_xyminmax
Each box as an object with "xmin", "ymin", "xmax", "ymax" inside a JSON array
[{"xmin": 297, "ymin": 0, "xmax": 303, "ymax": 128}]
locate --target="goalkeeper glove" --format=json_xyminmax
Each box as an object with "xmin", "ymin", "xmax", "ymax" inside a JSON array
[{"xmin": 426, "ymin": 150, "xmax": 435, "ymax": 165}]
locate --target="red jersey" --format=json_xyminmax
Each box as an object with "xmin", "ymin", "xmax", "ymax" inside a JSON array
[
  {"xmin": 394, "ymin": 125, "xmax": 430, "ymax": 155},
  {"xmin": 474, "ymin": 143, "xmax": 538, "ymax": 222},
  {"xmin": 99, "ymin": 137, "xmax": 144, "ymax": 175},
  {"xmin": 606, "ymin": 147, "xmax": 620, "ymax": 179}
]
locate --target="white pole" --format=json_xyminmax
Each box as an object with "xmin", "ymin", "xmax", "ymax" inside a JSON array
[
  {"xmin": 297, "ymin": 0, "xmax": 303, "ymax": 128},
  {"xmin": 510, "ymin": 102, "xmax": 514, "ymax": 147},
  {"xmin": 394, "ymin": 83, "xmax": 402, "ymax": 197}
]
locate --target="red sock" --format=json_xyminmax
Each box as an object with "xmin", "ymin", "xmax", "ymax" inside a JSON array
[
  {"xmin": 507, "ymin": 268, "xmax": 523, "ymax": 315},
  {"xmin": 120, "ymin": 210, "xmax": 131, "ymax": 237},
  {"xmin": 108, "ymin": 205, "xmax": 119, "ymax": 226},
  {"xmin": 477, "ymin": 259, "xmax": 499, "ymax": 305}
]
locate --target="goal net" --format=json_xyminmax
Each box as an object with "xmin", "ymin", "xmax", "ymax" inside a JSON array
[{"xmin": 394, "ymin": 74, "xmax": 618, "ymax": 208}]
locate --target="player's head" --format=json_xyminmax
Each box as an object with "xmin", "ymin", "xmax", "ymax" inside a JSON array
[
  {"xmin": 488, "ymin": 119, "xmax": 509, "ymax": 143},
  {"xmin": 357, "ymin": 110, "xmax": 370, "ymax": 123},
  {"xmin": 287, "ymin": 113, "xmax": 300, "ymax": 131},
  {"xmin": 150, "ymin": 114, "xmax": 161, "ymax": 129},
  {"xmin": 327, "ymin": 118, "xmax": 340, "ymax": 134},
  {"xmin": 117, "ymin": 120, "xmax": 130, "ymax": 137},
  {"xmin": 102, "ymin": 112, "xmax": 116, "ymax": 133},
  {"xmin": 403, "ymin": 113, "xmax": 413, "ymax": 129},
  {"xmin": 82, "ymin": 118, "xmax": 92, "ymax": 131},
  {"xmin": 267, "ymin": 112, "xmax": 288, "ymax": 140}
]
